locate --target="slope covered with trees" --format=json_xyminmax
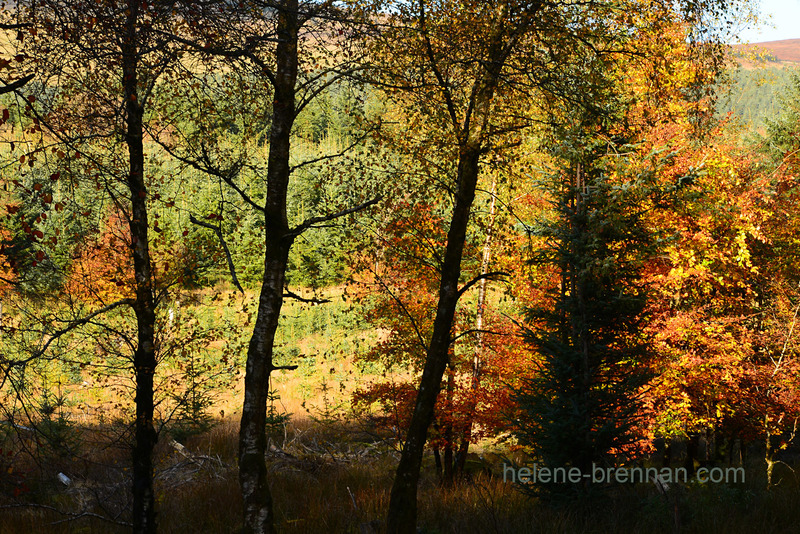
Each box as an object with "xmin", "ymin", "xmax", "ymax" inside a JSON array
[{"xmin": 2, "ymin": 1, "xmax": 800, "ymax": 533}]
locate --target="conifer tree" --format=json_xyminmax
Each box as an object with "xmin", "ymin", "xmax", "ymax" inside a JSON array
[{"xmin": 513, "ymin": 105, "xmax": 655, "ymax": 497}]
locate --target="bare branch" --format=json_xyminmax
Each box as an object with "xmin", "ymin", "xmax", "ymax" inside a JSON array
[
  {"xmin": 288, "ymin": 196, "xmax": 381, "ymax": 238},
  {"xmin": 0, "ymin": 74, "xmax": 34, "ymax": 95},
  {"xmin": 294, "ymin": 65, "xmax": 366, "ymax": 115},
  {"xmin": 153, "ymin": 139, "xmax": 264, "ymax": 213},
  {"xmin": 24, "ymin": 299, "xmax": 135, "ymax": 367},
  {"xmin": 282, "ymin": 288, "xmax": 330, "ymax": 304},
  {"xmin": 1, "ymin": 299, "xmax": 134, "ymax": 391},
  {"xmin": 270, "ymin": 364, "xmax": 299, "ymax": 371},
  {"xmin": 289, "ymin": 126, "xmax": 377, "ymax": 173},
  {"xmin": 451, "ymin": 328, "xmax": 506, "ymax": 344},
  {"xmin": 0, "ymin": 23, "xmax": 32, "ymax": 30},
  {"xmin": 189, "ymin": 215, "xmax": 244, "ymax": 293},
  {"xmin": 371, "ymin": 271, "xmax": 429, "ymax": 354},
  {"xmin": 157, "ymin": 30, "xmax": 277, "ymax": 85},
  {"xmin": 418, "ymin": 2, "xmax": 460, "ymax": 139},
  {"xmin": 457, "ymin": 271, "xmax": 508, "ymax": 298}
]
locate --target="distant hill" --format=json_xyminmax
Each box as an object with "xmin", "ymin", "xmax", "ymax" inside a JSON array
[
  {"xmin": 732, "ymin": 39, "xmax": 800, "ymax": 66},
  {"xmin": 719, "ymin": 40, "xmax": 800, "ymax": 132}
]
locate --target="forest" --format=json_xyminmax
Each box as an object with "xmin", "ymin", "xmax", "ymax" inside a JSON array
[{"xmin": 1, "ymin": 1, "xmax": 799, "ymax": 533}]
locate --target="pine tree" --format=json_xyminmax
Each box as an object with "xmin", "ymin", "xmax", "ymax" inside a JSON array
[{"xmin": 513, "ymin": 109, "xmax": 654, "ymax": 498}]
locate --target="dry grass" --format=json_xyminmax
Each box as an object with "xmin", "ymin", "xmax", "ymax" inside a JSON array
[
  {"xmin": 3, "ymin": 287, "xmax": 800, "ymax": 532},
  {"xmin": 4, "ymin": 411, "xmax": 800, "ymax": 534}
]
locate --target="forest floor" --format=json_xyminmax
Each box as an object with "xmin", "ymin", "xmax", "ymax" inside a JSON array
[
  {"xmin": 3, "ymin": 407, "xmax": 800, "ymax": 533},
  {"xmin": 3, "ymin": 287, "xmax": 800, "ymax": 532}
]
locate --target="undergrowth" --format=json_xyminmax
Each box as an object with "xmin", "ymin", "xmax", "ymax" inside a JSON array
[{"xmin": 2, "ymin": 414, "xmax": 800, "ymax": 534}]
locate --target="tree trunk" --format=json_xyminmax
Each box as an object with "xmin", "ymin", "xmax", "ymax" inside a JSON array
[
  {"xmin": 238, "ymin": 2, "xmax": 299, "ymax": 533},
  {"xmin": 684, "ymin": 432, "xmax": 699, "ymax": 477},
  {"xmin": 442, "ymin": 364, "xmax": 455, "ymax": 486},
  {"xmin": 384, "ymin": 1, "xmax": 516, "ymax": 528},
  {"xmin": 432, "ymin": 435, "xmax": 442, "ymax": 478},
  {"xmin": 386, "ymin": 145, "xmax": 482, "ymax": 534},
  {"xmin": 123, "ymin": 2, "xmax": 158, "ymax": 532},
  {"xmin": 766, "ymin": 430, "xmax": 776, "ymax": 489},
  {"xmin": 456, "ymin": 178, "xmax": 497, "ymax": 476}
]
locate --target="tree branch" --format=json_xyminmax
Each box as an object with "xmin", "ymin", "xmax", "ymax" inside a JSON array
[
  {"xmin": 0, "ymin": 74, "xmax": 34, "ymax": 95},
  {"xmin": 289, "ymin": 126, "xmax": 378, "ymax": 173},
  {"xmin": 270, "ymin": 364, "xmax": 299, "ymax": 371},
  {"xmin": 0, "ymin": 22, "xmax": 32, "ymax": 30},
  {"xmin": 288, "ymin": 196, "xmax": 381, "ymax": 238},
  {"xmin": 282, "ymin": 288, "xmax": 330, "ymax": 304},
  {"xmin": 451, "ymin": 328, "xmax": 505, "ymax": 344},
  {"xmin": 418, "ymin": 1, "xmax": 460, "ymax": 139},
  {"xmin": 371, "ymin": 271, "xmax": 429, "ymax": 354},
  {"xmin": 457, "ymin": 271, "xmax": 508, "ymax": 298},
  {"xmin": 156, "ymin": 30, "xmax": 277, "ymax": 85},
  {"xmin": 188, "ymin": 215, "xmax": 244, "ymax": 293},
  {"xmin": 152, "ymin": 137, "xmax": 264, "ymax": 213},
  {"xmin": 2, "ymin": 299, "xmax": 135, "ymax": 384}
]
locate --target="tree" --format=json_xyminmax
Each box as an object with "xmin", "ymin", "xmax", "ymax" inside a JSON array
[
  {"xmin": 350, "ymin": 185, "xmax": 519, "ymax": 484},
  {"xmin": 364, "ymin": 0, "xmax": 737, "ymax": 529},
  {"xmin": 360, "ymin": 2, "xmax": 688, "ymax": 532},
  {"xmin": 513, "ymin": 106, "xmax": 658, "ymax": 497},
  {"xmin": 149, "ymin": 2, "xmax": 378, "ymax": 531},
  {"xmin": 360, "ymin": 2, "xmax": 554, "ymax": 527},
  {"xmin": 5, "ymin": 2, "xmax": 186, "ymax": 531},
  {"xmin": 640, "ymin": 72, "xmax": 800, "ymax": 481}
]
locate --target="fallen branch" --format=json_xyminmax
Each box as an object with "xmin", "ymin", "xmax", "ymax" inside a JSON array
[{"xmin": 0, "ymin": 503, "xmax": 132, "ymax": 528}]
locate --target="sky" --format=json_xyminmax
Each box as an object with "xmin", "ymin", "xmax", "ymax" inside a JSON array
[{"xmin": 732, "ymin": 0, "xmax": 800, "ymax": 43}]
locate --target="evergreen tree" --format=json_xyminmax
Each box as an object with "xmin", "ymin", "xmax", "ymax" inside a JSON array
[{"xmin": 513, "ymin": 108, "xmax": 655, "ymax": 498}]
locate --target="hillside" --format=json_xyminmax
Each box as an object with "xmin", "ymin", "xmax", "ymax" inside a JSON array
[
  {"xmin": 720, "ymin": 39, "xmax": 800, "ymax": 131},
  {"xmin": 733, "ymin": 38, "xmax": 800, "ymax": 65}
]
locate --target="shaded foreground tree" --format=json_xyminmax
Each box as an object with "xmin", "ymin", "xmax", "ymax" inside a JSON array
[
  {"xmin": 155, "ymin": 2, "xmax": 377, "ymax": 531},
  {"xmin": 368, "ymin": 0, "xmax": 739, "ymax": 531},
  {"xmin": 7, "ymin": 1, "xmax": 183, "ymax": 531}
]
